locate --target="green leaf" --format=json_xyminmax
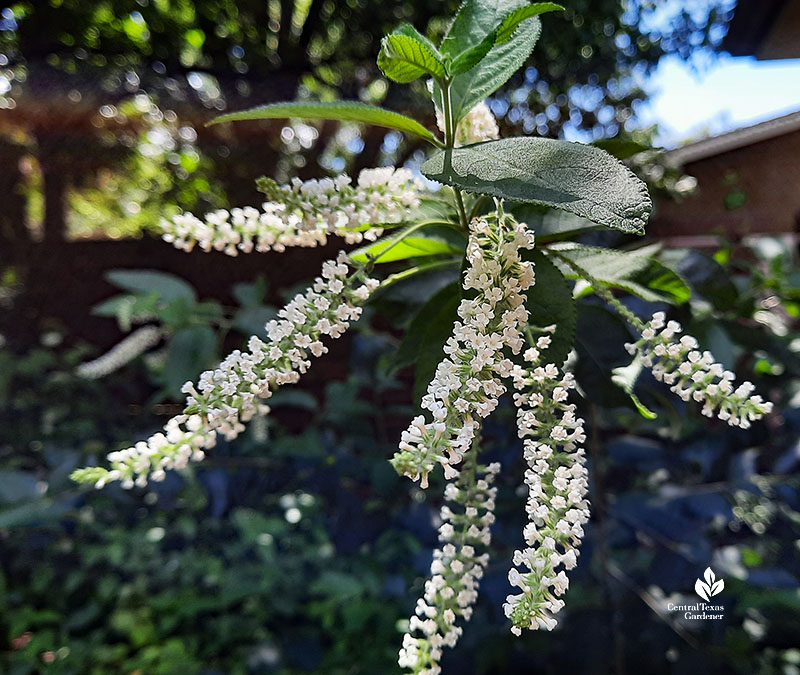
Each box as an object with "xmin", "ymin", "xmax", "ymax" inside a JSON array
[
  {"xmin": 525, "ymin": 250, "xmax": 576, "ymax": 367},
  {"xmin": 377, "ymin": 32, "xmax": 446, "ymax": 83},
  {"xmin": 611, "ymin": 357, "xmax": 658, "ymax": 419},
  {"xmin": 410, "ymin": 286, "xmax": 462, "ymax": 406},
  {"xmin": 378, "ymin": 259, "xmax": 461, "ymax": 294},
  {"xmin": 441, "ymin": 0, "xmax": 526, "ymax": 57},
  {"xmin": 349, "ymin": 224, "xmax": 464, "ymax": 264},
  {"xmin": 210, "ymin": 101, "xmax": 439, "ymax": 145},
  {"xmin": 448, "ymin": 30, "xmax": 497, "ymax": 75},
  {"xmin": 552, "ymin": 244, "xmax": 656, "ymax": 283},
  {"xmin": 574, "ymin": 303, "xmax": 636, "ymax": 408},
  {"xmin": 660, "ymin": 249, "xmax": 739, "ymax": 311},
  {"xmin": 393, "ymin": 23, "xmax": 442, "ymax": 57},
  {"xmin": 105, "ymin": 270, "xmax": 197, "ymax": 302},
  {"xmin": 591, "ymin": 138, "xmax": 651, "ymax": 160},
  {"xmin": 552, "ymin": 244, "xmax": 690, "ymax": 304},
  {"xmin": 495, "ymin": 3, "xmax": 563, "ymax": 43},
  {"xmin": 393, "ymin": 282, "xmax": 461, "ymax": 372},
  {"xmin": 165, "ymin": 326, "xmax": 217, "ymax": 397},
  {"xmin": 508, "ymin": 204, "xmax": 600, "ymax": 242},
  {"xmin": 232, "ymin": 306, "xmax": 277, "ymax": 338},
  {"xmin": 446, "ymin": 3, "xmax": 561, "ymax": 78},
  {"xmin": 626, "ymin": 260, "xmax": 691, "ymax": 304},
  {"xmin": 232, "ymin": 277, "xmax": 268, "ymax": 308},
  {"xmin": 422, "ymin": 138, "xmax": 652, "ymax": 234},
  {"xmin": 439, "ymin": 0, "xmax": 547, "ymax": 120}
]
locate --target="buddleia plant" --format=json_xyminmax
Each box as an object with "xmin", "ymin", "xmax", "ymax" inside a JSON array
[{"xmin": 73, "ymin": 1, "xmax": 773, "ymax": 672}]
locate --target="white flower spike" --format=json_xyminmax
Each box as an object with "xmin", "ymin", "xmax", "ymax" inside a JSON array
[
  {"xmin": 72, "ymin": 254, "xmax": 378, "ymax": 489},
  {"xmin": 626, "ymin": 312, "xmax": 773, "ymax": 429},
  {"xmin": 391, "ymin": 214, "xmax": 535, "ymax": 486},
  {"xmin": 161, "ymin": 167, "xmax": 422, "ymax": 256},
  {"xmin": 503, "ymin": 345, "xmax": 590, "ymax": 634}
]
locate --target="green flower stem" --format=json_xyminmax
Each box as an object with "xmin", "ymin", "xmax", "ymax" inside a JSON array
[
  {"xmin": 440, "ymin": 78, "xmax": 469, "ymax": 231},
  {"xmin": 549, "ymin": 250, "xmax": 647, "ymax": 332}
]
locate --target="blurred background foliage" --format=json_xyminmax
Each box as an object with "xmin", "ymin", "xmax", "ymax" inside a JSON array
[
  {"xmin": 1, "ymin": 235, "xmax": 799, "ymax": 674},
  {"xmin": 1, "ymin": 0, "xmax": 732, "ymax": 241},
  {"xmin": 2, "ymin": 0, "xmax": 800, "ymax": 673}
]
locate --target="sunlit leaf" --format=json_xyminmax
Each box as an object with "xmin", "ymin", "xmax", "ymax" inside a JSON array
[
  {"xmin": 211, "ymin": 101, "xmax": 439, "ymax": 145},
  {"xmin": 422, "ymin": 138, "xmax": 652, "ymax": 234}
]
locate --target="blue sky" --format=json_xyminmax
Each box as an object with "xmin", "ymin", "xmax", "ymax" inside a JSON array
[{"xmin": 641, "ymin": 54, "xmax": 800, "ymax": 148}]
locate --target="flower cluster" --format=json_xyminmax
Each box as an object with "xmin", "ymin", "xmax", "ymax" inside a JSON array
[
  {"xmin": 161, "ymin": 167, "xmax": 422, "ymax": 256},
  {"xmin": 399, "ymin": 459, "xmax": 499, "ymax": 675},
  {"xmin": 503, "ymin": 342, "xmax": 590, "ymax": 634},
  {"xmin": 436, "ymin": 101, "xmax": 500, "ymax": 146},
  {"xmin": 72, "ymin": 254, "xmax": 378, "ymax": 489},
  {"xmin": 625, "ymin": 312, "xmax": 773, "ymax": 428},
  {"xmin": 76, "ymin": 325, "xmax": 162, "ymax": 379},
  {"xmin": 391, "ymin": 216, "xmax": 535, "ymax": 486}
]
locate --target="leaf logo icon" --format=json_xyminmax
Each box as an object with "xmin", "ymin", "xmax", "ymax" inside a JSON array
[{"xmin": 695, "ymin": 567, "xmax": 724, "ymax": 601}]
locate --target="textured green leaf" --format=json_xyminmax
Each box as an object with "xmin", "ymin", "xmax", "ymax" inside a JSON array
[
  {"xmin": 552, "ymin": 244, "xmax": 689, "ymax": 304},
  {"xmin": 378, "ymin": 32, "xmax": 446, "ymax": 83},
  {"xmin": 445, "ymin": 4, "xmax": 561, "ymax": 77},
  {"xmin": 105, "ymin": 269, "xmax": 196, "ymax": 302},
  {"xmin": 449, "ymin": 30, "xmax": 497, "ymax": 75},
  {"xmin": 438, "ymin": 0, "xmax": 547, "ymax": 120},
  {"xmin": 552, "ymin": 244, "xmax": 656, "ymax": 283},
  {"xmin": 422, "ymin": 138, "xmax": 652, "ymax": 234},
  {"xmin": 393, "ymin": 23, "xmax": 442, "ymax": 57},
  {"xmin": 441, "ymin": 0, "xmax": 526, "ymax": 57},
  {"xmin": 495, "ymin": 3, "xmax": 563, "ymax": 43},
  {"xmin": 210, "ymin": 101, "xmax": 438, "ymax": 144},
  {"xmin": 525, "ymin": 250, "xmax": 576, "ymax": 367}
]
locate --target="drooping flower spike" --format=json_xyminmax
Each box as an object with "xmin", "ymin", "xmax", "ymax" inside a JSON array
[
  {"xmin": 161, "ymin": 167, "xmax": 422, "ymax": 256},
  {"xmin": 391, "ymin": 214, "xmax": 535, "ymax": 487},
  {"xmin": 72, "ymin": 253, "xmax": 379, "ymax": 489},
  {"xmin": 626, "ymin": 311, "xmax": 773, "ymax": 428},
  {"xmin": 76, "ymin": 325, "xmax": 162, "ymax": 379},
  {"xmin": 503, "ymin": 343, "xmax": 590, "ymax": 634},
  {"xmin": 398, "ymin": 457, "xmax": 499, "ymax": 675}
]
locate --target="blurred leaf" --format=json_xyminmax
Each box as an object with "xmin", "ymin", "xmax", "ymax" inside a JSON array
[
  {"xmin": 421, "ymin": 138, "xmax": 651, "ymax": 234},
  {"xmin": 165, "ymin": 326, "xmax": 217, "ymax": 397},
  {"xmin": 553, "ymin": 244, "xmax": 690, "ymax": 304},
  {"xmin": 660, "ymin": 249, "xmax": 739, "ymax": 311},
  {"xmin": 0, "ymin": 470, "xmax": 40, "ymax": 503},
  {"xmin": 105, "ymin": 269, "xmax": 196, "ymax": 303},
  {"xmin": 232, "ymin": 277, "xmax": 268, "ymax": 308},
  {"xmin": 232, "ymin": 306, "xmax": 277, "ymax": 338},
  {"xmin": 591, "ymin": 138, "xmax": 650, "ymax": 159},
  {"xmin": 574, "ymin": 303, "xmax": 635, "ymax": 407}
]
